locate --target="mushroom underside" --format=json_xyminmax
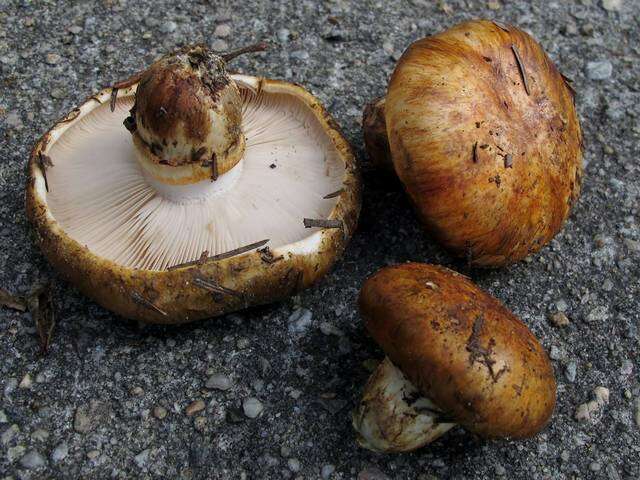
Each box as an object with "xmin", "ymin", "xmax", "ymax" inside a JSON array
[
  {"xmin": 352, "ymin": 357, "xmax": 456, "ymax": 453},
  {"xmin": 44, "ymin": 85, "xmax": 345, "ymax": 271}
]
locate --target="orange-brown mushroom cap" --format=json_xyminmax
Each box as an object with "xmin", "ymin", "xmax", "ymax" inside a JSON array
[
  {"xmin": 380, "ymin": 19, "xmax": 583, "ymax": 267},
  {"xmin": 359, "ymin": 263, "xmax": 556, "ymax": 439}
]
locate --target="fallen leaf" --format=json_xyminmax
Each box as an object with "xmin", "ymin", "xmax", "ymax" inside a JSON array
[
  {"xmin": 0, "ymin": 287, "xmax": 27, "ymax": 312},
  {"xmin": 27, "ymin": 283, "xmax": 56, "ymax": 355}
]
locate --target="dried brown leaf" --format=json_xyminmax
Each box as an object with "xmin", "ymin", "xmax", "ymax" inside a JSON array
[
  {"xmin": 0, "ymin": 287, "xmax": 27, "ymax": 312},
  {"xmin": 27, "ymin": 283, "xmax": 56, "ymax": 355}
]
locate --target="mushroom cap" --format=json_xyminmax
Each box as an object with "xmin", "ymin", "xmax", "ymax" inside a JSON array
[
  {"xmin": 26, "ymin": 75, "xmax": 361, "ymax": 324},
  {"xmin": 384, "ymin": 20, "xmax": 582, "ymax": 267},
  {"xmin": 132, "ymin": 44, "xmax": 244, "ymax": 183},
  {"xmin": 359, "ymin": 263, "xmax": 556, "ymax": 439}
]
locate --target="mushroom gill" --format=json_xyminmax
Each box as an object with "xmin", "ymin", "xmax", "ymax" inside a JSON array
[{"xmin": 45, "ymin": 86, "xmax": 344, "ymax": 271}]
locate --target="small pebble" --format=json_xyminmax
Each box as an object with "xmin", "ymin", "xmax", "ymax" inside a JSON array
[
  {"xmin": 291, "ymin": 50, "xmax": 310, "ymax": 61},
  {"xmin": 289, "ymin": 389, "xmax": 302, "ymax": 400},
  {"xmin": 586, "ymin": 60, "xmax": 613, "ymax": 80},
  {"xmin": 487, "ymin": 0, "xmax": 501, "ymax": 9},
  {"xmin": 575, "ymin": 386, "xmax": 610, "ymax": 421},
  {"xmin": 563, "ymin": 22, "xmax": 578, "ymax": 36},
  {"xmin": 160, "ymin": 21, "xmax": 177, "ymax": 33},
  {"xmin": 206, "ymin": 373, "xmax": 232, "ymax": 391},
  {"xmin": 46, "ymin": 53, "xmax": 61, "ymax": 65},
  {"xmin": 185, "ymin": 400, "xmax": 205, "ymax": 416},
  {"xmin": 288, "ymin": 308, "xmax": 312, "ymax": 334},
  {"xmin": 7, "ymin": 445, "xmax": 26, "ymax": 462},
  {"xmin": 0, "ymin": 410, "xmax": 7, "ymax": 423},
  {"xmin": 51, "ymin": 88, "xmax": 66, "ymax": 99},
  {"xmin": 565, "ymin": 361, "xmax": 577, "ymax": 382},
  {"xmin": 194, "ymin": 416, "xmax": 207, "ymax": 431},
  {"xmin": 130, "ymin": 386, "xmax": 144, "ymax": 396},
  {"xmin": 2, "ymin": 424, "xmax": 19, "ymax": 445},
  {"xmin": 252, "ymin": 379, "xmax": 264, "ymax": 392},
  {"xmin": 277, "ymin": 28, "xmax": 290, "ymax": 43},
  {"xmin": 51, "ymin": 442, "xmax": 68, "ymax": 462},
  {"xmin": 87, "ymin": 449, "xmax": 100, "ymax": 460},
  {"xmin": 152, "ymin": 406, "xmax": 167, "ymax": 420},
  {"xmin": 606, "ymin": 463, "xmax": 622, "ymax": 480},
  {"xmin": 242, "ymin": 397, "xmax": 264, "ymax": 419},
  {"xmin": 555, "ymin": 299, "xmax": 569, "ymax": 312},
  {"xmin": 320, "ymin": 322, "xmax": 344, "ymax": 336},
  {"xmin": 321, "ymin": 464, "xmax": 336, "ymax": 479},
  {"xmin": 589, "ymin": 461, "xmax": 601, "ymax": 472},
  {"xmin": 69, "ymin": 25, "xmax": 83, "ymax": 34},
  {"xmin": 73, "ymin": 405, "xmax": 95, "ymax": 433},
  {"xmin": 358, "ymin": 468, "xmax": 391, "ymax": 480},
  {"xmin": 620, "ymin": 359, "xmax": 633, "ymax": 376},
  {"xmin": 20, "ymin": 450, "xmax": 46, "ymax": 469},
  {"xmin": 560, "ymin": 450, "xmax": 570, "ymax": 462},
  {"xmin": 581, "ymin": 23, "xmax": 595, "ymax": 36},
  {"xmin": 280, "ymin": 445, "xmax": 291, "ymax": 457},
  {"xmin": 594, "ymin": 386, "xmax": 610, "ymax": 405},
  {"xmin": 31, "ymin": 429, "xmax": 49, "ymax": 442},
  {"xmin": 624, "ymin": 238, "xmax": 640, "ymax": 253},
  {"xmin": 19, "ymin": 373, "xmax": 32, "ymax": 389},
  {"xmin": 549, "ymin": 311, "xmax": 570, "ymax": 327},
  {"xmin": 495, "ymin": 464, "xmax": 506, "ymax": 476},
  {"xmin": 212, "ymin": 39, "xmax": 228, "ymax": 52},
  {"xmin": 237, "ymin": 337, "xmax": 250, "ymax": 349},
  {"xmin": 214, "ymin": 24, "xmax": 232, "ymax": 37},
  {"xmin": 6, "ymin": 112, "xmax": 22, "ymax": 128},
  {"xmin": 586, "ymin": 306, "xmax": 609, "ymax": 323},
  {"xmin": 601, "ymin": 0, "xmax": 622, "ymax": 11},
  {"xmin": 134, "ymin": 448, "xmax": 151, "ymax": 468},
  {"xmin": 288, "ymin": 458, "xmax": 301, "ymax": 472}
]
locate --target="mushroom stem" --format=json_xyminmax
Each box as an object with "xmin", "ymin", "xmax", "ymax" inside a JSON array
[
  {"xmin": 362, "ymin": 96, "xmax": 394, "ymax": 172},
  {"xmin": 221, "ymin": 42, "xmax": 268, "ymax": 62},
  {"xmin": 352, "ymin": 357, "xmax": 456, "ymax": 453}
]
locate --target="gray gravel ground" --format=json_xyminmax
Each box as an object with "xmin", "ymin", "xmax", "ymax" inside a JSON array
[{"xmin": 1, "ymin": 0, "xmax": 639, "ymax": 479}]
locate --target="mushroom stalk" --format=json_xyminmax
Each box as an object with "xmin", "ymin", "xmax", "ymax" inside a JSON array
[
  {"xmin": 352, "ymin": 357, "xmax": 455, "ymax": 453},
  {"xmin": 126, "ymin": 42, "xmax": 268, "ymax": 190}
]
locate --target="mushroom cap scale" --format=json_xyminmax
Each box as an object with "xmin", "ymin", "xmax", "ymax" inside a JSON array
[
  {"xmin": 26, "ymin": 75, "xmax": 361, "ymax": 323},
  {"xmin": 359, "ymin": 263, "xmax": 556, "ymax": 439},
  {"xmin": 382, "ymin": 20, "xmax": 582, "ymax": 267}
]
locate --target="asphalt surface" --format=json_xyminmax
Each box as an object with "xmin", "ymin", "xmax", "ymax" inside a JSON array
[{"xmin": 1, "ymin": 0, "xmax": 639, "ymax": 479}]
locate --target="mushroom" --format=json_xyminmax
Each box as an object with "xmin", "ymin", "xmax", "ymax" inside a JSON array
[
  {"xmin": 363, "ymin": 20, "xmax": 583, "ymax": 267},
  {"xmin": 352, "ymin": 263, "xmax": 556, "ymax": 452},
  {"xmin": 25, "ymin": 43, "xmax": 361, "ymax": 323}
]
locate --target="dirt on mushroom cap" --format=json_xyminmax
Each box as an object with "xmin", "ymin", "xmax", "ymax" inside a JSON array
[
  {"xmin": 382, "ymin": 19, "xmax": 583, "ymax": 267},
  {"xmin": 359, "ymin": 262, "xmax": 556, "ymax": 439}
]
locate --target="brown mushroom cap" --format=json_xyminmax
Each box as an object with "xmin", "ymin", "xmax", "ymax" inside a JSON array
[
  {"xmin": 376, "ymin": 20, "xmax": 582, "ymax": 267},
  {"xmin": 359, "ymin": 263, "xmax": 556, "ymax": 439}
]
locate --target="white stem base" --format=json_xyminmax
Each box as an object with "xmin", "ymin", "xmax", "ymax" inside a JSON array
[
  {"xmin": 141, "ymin": 158, "xmax": 244, "ymax": 204},
  {"xmin": 352, "ymin": 357, "xmax": 456, "ymax": 453}
]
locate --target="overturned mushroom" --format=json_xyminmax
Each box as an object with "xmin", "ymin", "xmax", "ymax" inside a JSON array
[
  {"xmin": 353, "ymin": 263, "xmax": 556, "ymax": 452},
  {"xmin": 26, "ymin": 43, "xmax": 361, "ymax": 323}
]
